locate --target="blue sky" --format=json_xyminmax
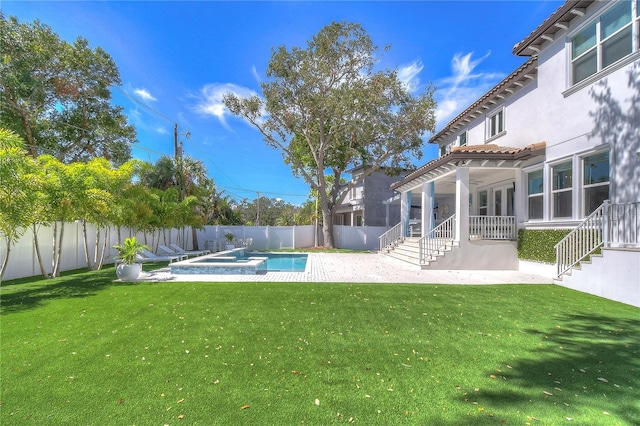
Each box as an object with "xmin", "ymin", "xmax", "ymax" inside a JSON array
[{"xmin": 3, "ymin": 1, "xmax": 563, "ymax": 205}]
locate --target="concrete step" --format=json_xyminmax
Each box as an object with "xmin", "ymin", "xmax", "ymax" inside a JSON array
[
  {"xmin": 382, "ymin": 238, "xmax": 457, "ymax": 267},
  {"xmin": 555, "ymin": 253, "xmax": 604, "ymax": 280}
]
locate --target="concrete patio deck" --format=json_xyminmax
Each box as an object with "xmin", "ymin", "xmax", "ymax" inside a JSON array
[{"xmin": 140, "ymin": 252, "xmax": 552, "ymax": 284}]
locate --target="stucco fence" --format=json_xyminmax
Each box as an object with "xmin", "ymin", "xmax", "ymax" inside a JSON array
[{"xmin": 0, "ymin": 223, "xmax": 388, "ymax": 281}]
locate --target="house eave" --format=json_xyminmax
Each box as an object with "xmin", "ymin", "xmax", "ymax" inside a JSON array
[
  {"xmin": 512, "ymin": 0, "xmax": 595, "ymax": 57},
  {"xmin": 429, "ymin": 57, "xmax": 538, "ymax": 144},
  {"xmin": 391, "ymin": 142, "xmax": 546, "ymax": 193}
]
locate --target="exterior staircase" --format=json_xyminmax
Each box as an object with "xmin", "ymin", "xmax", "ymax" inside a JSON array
[
  {"xmin": 382, "ymin": 237, "xmax": 458, "ymax": 268},
  {"xmin": 379, "ymin": 215, "xmax": 458, "ymax": 268},
  {"xmin": 382, "ymin": 237, "xmax": 421, "ymax": 266},
  {"xmin": 553, "ymin": 201, "xmax": 639, "ymax": 307}
]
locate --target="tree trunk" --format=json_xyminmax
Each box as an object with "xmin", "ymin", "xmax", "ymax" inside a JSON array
[
  {"xmin": 191, "ymin": 226, "xmax": 199, "ymax": 250},
  {"xmin": 96, "ymin": 227, "xmax": 109, "ymax": 270},
  {"xmin": 0, "ymin": 236, "xmax": 11, "ymax": 282},
  {"xmin": 82, "ymin": 219, "xmax": 94, "ymax": 270},
  {"xmin": 321, "ymin": 208, "xmax": 336, "ymax": 249},
  {"xmin": 32, "ymin": 224, "xmax": 48, "ymax": 278},
  {"xmin": 52, "ymin": 221, "xmax": 58, "ymax": 275},
  {"xmin": 93, "ymin": 228, "xmax": 100, "ymax": 267},
  {"xmin": 52, "ymin": 221, "xmax": 65, "ymax": 278}
]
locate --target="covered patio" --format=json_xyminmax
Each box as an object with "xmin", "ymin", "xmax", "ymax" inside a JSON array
[{"xmin": 382, "ymin": 143, "xmax": 545, "ymax": 269}]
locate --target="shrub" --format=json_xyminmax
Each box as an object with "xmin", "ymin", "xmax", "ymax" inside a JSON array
[{"xmin": 517, "ymin": 229, "xmax": 570, "ymax": 263}]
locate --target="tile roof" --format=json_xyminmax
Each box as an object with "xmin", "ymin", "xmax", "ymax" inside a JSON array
[{"xmin": 391, "ymin": 142, "xmax": 546, "ymax": 190}]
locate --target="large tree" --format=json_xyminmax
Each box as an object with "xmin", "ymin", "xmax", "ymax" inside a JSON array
[
  {"xmin": 0, "ymin": 14, "xmax": 136, "ymax": 165},
  {"xmin": 224, "ymin": 21, "xmax": 436, "ymax": 248}
]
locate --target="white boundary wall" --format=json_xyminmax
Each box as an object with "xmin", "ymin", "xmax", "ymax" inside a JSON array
[{"xmin": 1, "ymin": 223, "xmax": 387, "ymax": 281}]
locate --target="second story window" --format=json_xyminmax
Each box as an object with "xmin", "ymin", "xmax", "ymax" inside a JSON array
[
  {"xmin": 439, "ymin": 140, "xmax": 455, "ymax": 157},
  {"xmin": 571, "ymin": 1, "xmax": 636, "ymax": 84},
  {"xmin": 458, "ymin": 131, "xmax": 467, "ymax": 146},
  {"xmin": 487, "ymin": 108, "xmax": 504, "ymax": 139}
]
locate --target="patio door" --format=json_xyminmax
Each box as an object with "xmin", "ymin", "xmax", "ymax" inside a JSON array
[{"xmin": 493, "ymin": 184, "xmax": 515, "ymax": 216}]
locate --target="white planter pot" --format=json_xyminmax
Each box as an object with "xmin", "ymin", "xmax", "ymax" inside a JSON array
[
  {"xmin": 116, "ymin": 263, "xmax": 142, "ymax": 281},
  {"xmin": 225, "ymin": 244, "xmax": 235, "ymax": 250}
]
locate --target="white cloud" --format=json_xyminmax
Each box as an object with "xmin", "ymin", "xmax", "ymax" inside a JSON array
[
  {"xmin": 194, "ymin": 83, "xmax": 263, "ymax": 127},
  {"xmin": 156, "ymin": 126, "xmax": 168, "ymax": 135},
  {"xmin": 435, "ymin": 52, "xmax": 504, "ymax": 127},
  {"xmin": 134, "ymin": 88, "xmax": 157, "ymax": 102},
  {"xmin": 398, "ymin": 59, "xmax": 423, "ymax": 93},
  {"xmin": 251, "ymin": 65, "xmax": 262, "ymax": 83}
]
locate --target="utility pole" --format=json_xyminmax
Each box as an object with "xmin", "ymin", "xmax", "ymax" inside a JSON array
[
  {"xmin": 173, "ymin": 124, "xmax": 190, "ymax": 201},
  {"xmin": 173, "ymin": 123, "xmax": 182, "ymax": 160},
  {"xmin": 256, "ymin": 192, "xmax": 260, "ymax": 226}
]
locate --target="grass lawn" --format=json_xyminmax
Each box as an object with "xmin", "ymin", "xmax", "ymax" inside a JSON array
[{"xmin": 1, "ymin": 265, "xmax": 638, "ymax": 425}]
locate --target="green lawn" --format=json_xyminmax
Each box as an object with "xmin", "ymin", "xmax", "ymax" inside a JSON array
[{"xmin": 1, "ymin": 266, "xmax": 638, "ymax": 425}]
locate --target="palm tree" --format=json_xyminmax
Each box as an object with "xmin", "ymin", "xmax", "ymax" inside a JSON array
[{"xmin": 139, "ymin": 155, "xmax": 213, "ymax": 250}]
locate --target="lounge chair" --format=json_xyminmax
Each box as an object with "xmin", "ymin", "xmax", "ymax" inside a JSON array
[
  {"xmin": 157, "ymin": 244, "xmax": 182, "ymax": 257},
  {"xmin": 169, "ymin": 244, "xmax": 210, "ymax": 257},
  {"xmin": 136, "ymin": 249, "xmax": 186, "ymax": 263}
]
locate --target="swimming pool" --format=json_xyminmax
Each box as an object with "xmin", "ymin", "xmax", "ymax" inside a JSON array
[
  {"xmin": 169, "ymin": 249, "xmax": 308, "ymax": 275},
  {"xmin": 246, "ymin": 252, "xmax": 308, "ymax": 272}
]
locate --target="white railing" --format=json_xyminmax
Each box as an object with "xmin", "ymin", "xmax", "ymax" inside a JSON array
[
  {"xmin": 379, "ymin": 222, "xmax": 404, "ymax": 252},
  {"xmin": 605, "ymin": 201, "xmax": 639, "ymax": 247},
  {"xmin": 555, "ymin": 204, "xmax": 604, "ymax": 278},
  {"xmin": 418, "ymin": 215, "xmax": 456, "ymax": 264},
  {"xmin": 469, "ymin": 216, "xmax": 516, "ymax": 240}
]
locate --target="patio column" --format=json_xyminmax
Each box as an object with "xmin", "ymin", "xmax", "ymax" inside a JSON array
[
  {"xmin": 455, "ymin": 167, "xmax": 470, "ymax": 242},
  {"xmin": 385, "ymin": 202, "xmax": 390, "ymax": 228},
  {"xmin": 421, "ymin": 182, "xmax": 434, "ymax": 237},
  {"xmin": 515, "ymin": 170, "xmax": 525, "ymax": 227},
  {"xmin": 401, "ymin": 191, "xmax": 411, "ymax": 237}
]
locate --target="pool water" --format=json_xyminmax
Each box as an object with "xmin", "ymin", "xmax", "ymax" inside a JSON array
[
  {"xmin": 201, "ymin": 252, "xmax": 308, "ymax": 272},
  {"xmin": 248, "ymin": 252, "xmax": 308, "ymax": 272}
]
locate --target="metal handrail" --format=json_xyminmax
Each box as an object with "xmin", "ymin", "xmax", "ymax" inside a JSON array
[
  {"xmin": 379, "ymin": 222, "xmax": 404, "ymax": 252},
  {"xmin": 554, "ymin": 204, "xmax": 604, "ymax": 278},
  {"xmin": 418, "ymin": 214, "xmax": 456, "ymax": 264}
]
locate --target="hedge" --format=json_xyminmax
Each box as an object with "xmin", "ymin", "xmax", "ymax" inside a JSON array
[{"xmin": 517, "ymin": 229, "xmax": 571, "ymax": 264}]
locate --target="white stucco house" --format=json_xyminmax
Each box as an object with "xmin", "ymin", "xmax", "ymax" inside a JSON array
[{"xmin": 381, "ymin": 0, "xmax": 639, "ymax": 307}]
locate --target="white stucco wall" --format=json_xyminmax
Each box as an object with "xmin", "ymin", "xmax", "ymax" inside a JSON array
[
  {"xmin": 532, "ymin": 1, "xmax": 640, "ymax": 205},
  {"xmin": 555, "ymin": 249, "xmax": 640, "ymax": 308}
]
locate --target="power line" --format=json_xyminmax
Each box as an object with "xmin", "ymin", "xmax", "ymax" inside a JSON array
[{"xmin": 113, "ymin": 86, "xmax": 176, "ymax": 123}]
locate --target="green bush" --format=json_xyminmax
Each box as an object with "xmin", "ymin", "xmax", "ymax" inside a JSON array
[{"xmin": 517, "ymin": 229, "xmax": 570, "ymax": 263}]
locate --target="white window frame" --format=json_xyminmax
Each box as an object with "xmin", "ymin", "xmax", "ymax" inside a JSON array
[
  {"xmin": 439, "ymin": 140, "xmax": 456, "ymax": 157},
  {"xmin": 551, "ymin": 160, "xmax": 574, "ymax": 219},
  {"xmin": 478, "ymin": 190, "xmax": 488, "ymax": 216},
  {"xmin": 569, "ymin": 0, "xmax": 639, "ymax": 87},
  {"xmin": 486, "ymin": 107, "xmax": 505, "ymax": 141},
  {"xmin": 526, "ymin": 168, "xmax": 544, "ymax": 221},
  {"xmin": 458, "ymin": 130, "xmax": 467, "ymax": 147},
  {"xmin": 581, "ymin": 150, "xmax": 610, "ymax": 216}
]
